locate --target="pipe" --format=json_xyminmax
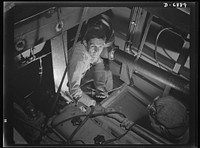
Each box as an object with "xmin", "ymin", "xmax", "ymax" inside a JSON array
[
  {"xmin": 131, "ymin": 124, "xmax": 172, "ymax": 144},
  {"xmin": 113, "ymin": 49, "xmax": 189, "ymax": 95}
]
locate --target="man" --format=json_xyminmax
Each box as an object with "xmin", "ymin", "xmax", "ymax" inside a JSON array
[
  {"xmin": 68, "ymin": 15, "xmax": 114, "ymax": 107},
  {"xmin": 147, "ymin": 95, "xmax": 189, "ymax": 144}
]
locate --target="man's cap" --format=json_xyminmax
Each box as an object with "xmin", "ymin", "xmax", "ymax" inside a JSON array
[{"xmin": 154, "ymin": 95, "xmax": 189, "ymax": 137}]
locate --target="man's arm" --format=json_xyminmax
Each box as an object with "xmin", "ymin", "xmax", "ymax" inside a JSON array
[
  {"xmin": 68, "ymin": 60, "xmax": 96, "ymax": 107},
  {"xmin": 68, "ymin": 60, "xmax": 84, "ymax": 99}
]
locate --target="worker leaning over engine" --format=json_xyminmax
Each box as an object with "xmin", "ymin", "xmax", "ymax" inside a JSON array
[
  {"xmin": 147, "ymin": 95, "xmax": 190, "ymax": 144},
  {"xmin": 67, "ymin": 14, "xmax": 115, "ymax": 107}
]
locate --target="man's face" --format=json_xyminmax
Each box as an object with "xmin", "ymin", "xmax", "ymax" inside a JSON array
[{"xmin": 87, "ymin": 38, "xmax": 106, "ymax": 59}]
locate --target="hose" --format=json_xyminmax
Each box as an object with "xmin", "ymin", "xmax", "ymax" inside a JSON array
[
  {"xmin": 51, "ymin": 110, "xmax": 126, "ymax": 128},
  {"xmin": 154, "ymin": 27, "xmax": 185, "ymax": 71},
  {"xmin": 51, "ymin": 108, "xmax": 128, "ymax": 144},
  {"xmin": 102, "ymin": 123, "xmax": 135, "ymax": 144},
  {"xmin": 67, "ymin": 106, "xmax": 95, "ymax": 144},
  {"xmin": 155, "ymin": 28, "xmax": 172, "ymax": 68},
  {"xmin": 51, "ymin": 106, "xmax": 169, "ymax": 144}
]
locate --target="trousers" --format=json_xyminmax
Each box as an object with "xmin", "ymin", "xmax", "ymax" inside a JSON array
[{"xmin": 81, "ymin": 60, "xmax": 113, "ymax": 93}]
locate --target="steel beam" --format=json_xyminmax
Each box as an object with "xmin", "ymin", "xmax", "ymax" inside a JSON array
[{"xmin": 14, "ymin": 7, "xmax": 112, "ymax": 54}]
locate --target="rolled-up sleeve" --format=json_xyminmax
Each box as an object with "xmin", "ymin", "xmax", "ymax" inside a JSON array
[{"xmin": 68, "ymin": 60, "xmax": 85, "ymax": 99}]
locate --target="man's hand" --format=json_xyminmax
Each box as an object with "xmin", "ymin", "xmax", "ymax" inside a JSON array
[
  {"xmin": 95, "ymin": 90, "xmax": 108, "ymax": 100},
  {"xmin": 77, "ymin": 93, "xmax": 96, "ymax": 107}
]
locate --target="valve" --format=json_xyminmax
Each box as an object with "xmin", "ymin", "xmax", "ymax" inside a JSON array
[
  {"xmin": 94, "ymin": 135, "xmax": 105, "ymax": 144},
  {"xmin": 71, "ymin": 116, "xmax": 82, "ymax": 126}
]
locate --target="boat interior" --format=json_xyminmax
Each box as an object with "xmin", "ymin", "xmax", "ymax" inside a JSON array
[{"xmin": 3, "ymin": 2, "xmax": 198, "ymax": 146}]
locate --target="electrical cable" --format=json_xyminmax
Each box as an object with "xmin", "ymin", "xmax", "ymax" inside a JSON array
[
  {"xmin": 67, "ymin": 106, "xmax": 95, "ymax": 144},
  {"xmin": 51, "ymin": 110, "xmax": 126, "ymax": 128},
  {"xmin": 43, "ymin": 6, "xmax": 81, "ymax": 127},
  {"xmin": 14, "ymin": 7, "xmax": 89, "ymax": 145},
  {"xmin": 39, "ymin": 8, "xmax": 90, "ymax": 143},
  {"xmin": 162, "ymin": 47, "xmax": 176, "ymax": 62},
  {"xmin": 102, "ymin": 123, "xmax": 135, "ymax": 144},
  {"xmin": 51, "ymin": 105, "xmax": 166, "ymax": 145},
  {"xmin": 154, "ymin": 28, "xmax": 178, "ymax": 72},
  {"xmin": 155, "ymin": 28, "xmax": 172, "ymax": 68},
  {"xmin": 50, "ymin": 107, "xmax": 128, "ymax": 145},
  {"xmin": 154, "ymin": 27, "xmax": 185, "ymax": 71}
]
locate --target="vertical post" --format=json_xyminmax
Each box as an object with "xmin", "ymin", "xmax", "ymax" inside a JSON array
[
  {"xmin": 51, "ymin": 32, "xmax": 71, "ymax": 101},
  {"xmin": 163, "ymin": 35, "xmax": 190, "ymax": 97},
  {"xmin": 136, "ymin": 11, "xmax": 153, "ymax": 60}
]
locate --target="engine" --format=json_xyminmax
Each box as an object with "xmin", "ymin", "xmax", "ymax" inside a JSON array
[{"xmin": 3, "ymin": 3, "xmax": 197, "ymax": 146}]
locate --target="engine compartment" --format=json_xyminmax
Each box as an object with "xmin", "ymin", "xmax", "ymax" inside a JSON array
[{"xmin": 4, "ymin": 3, "xmax": 197, "ymax": 146}]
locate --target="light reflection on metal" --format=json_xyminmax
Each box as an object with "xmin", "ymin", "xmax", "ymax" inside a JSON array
[
  {"xmin": 55, "ymin": 21, "xmax": 64, "ymax": 32},
  {"xmin": 4, "ymin": 2, "xmax": 15, "ymax": 12},
  {"xmin": 14, "ymin": 7, "xmax": 56, "ymax": 25}
]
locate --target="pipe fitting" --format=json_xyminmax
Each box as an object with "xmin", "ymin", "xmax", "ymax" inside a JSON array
[
  {"xmin": 55, "ymin": 21, "xmax": 64, "ymax": 32},
  {"xmin": 15, "ymin": 39, "xmax": 26, "ymax": 52}
]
